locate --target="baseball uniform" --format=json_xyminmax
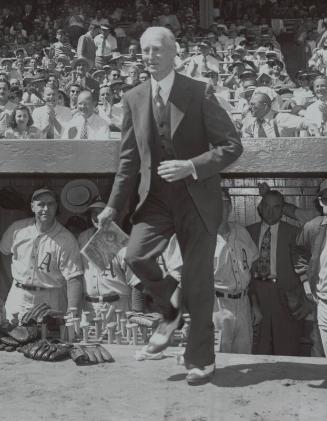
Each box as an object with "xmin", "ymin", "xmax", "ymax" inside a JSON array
[
  {"xmin": 213, "ymin": 222, "xmax": 259, "ymax": 353},
  {"xmin": 0, "ymin": 217, "xmax": 83, "ymax": 322}
]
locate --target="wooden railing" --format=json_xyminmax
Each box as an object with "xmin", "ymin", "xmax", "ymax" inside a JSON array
[{"xmin": 0, "ymin": 137, "xmax": 326, "ymax": 176}]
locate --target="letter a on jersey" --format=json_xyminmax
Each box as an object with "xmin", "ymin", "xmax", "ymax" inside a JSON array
[{"xmin": 38, "ymin": 252, "xmax": 52, "ymax": 272}]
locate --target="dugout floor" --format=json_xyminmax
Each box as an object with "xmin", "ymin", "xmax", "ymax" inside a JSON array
[{"xmin": 0, "ymin": 346, "xmax": 326, "ymax": 421}]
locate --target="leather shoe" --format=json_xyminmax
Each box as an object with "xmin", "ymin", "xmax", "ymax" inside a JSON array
[
  {"xmin": 186, "ymin": 363, "xmax": 215, "ymax": 386},
  {"xmin": 145, "ymin": 311, "xmax": 182, "ymax": 354}
]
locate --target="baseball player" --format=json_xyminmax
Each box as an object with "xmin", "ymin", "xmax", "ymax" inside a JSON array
[
  {"xmin": 0, "ymin": 187, "xmax": 84, "ymax": 323},
  {"xmin": 78, "ymin": 201, "xmax": 138, "ymax": 321},
  {"xmin": 212, "ymin": 188, "xmax": 262, "ymax": 353}
]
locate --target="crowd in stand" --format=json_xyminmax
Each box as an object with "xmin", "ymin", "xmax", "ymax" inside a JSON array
[{"xmin": 1, "ymin": 1, "xmax": 327, "ymax": 139}]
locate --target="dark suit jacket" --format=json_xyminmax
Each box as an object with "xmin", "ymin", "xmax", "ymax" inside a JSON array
[
  {"xmin": 108, "ymin": 72, "xmax": 242, "ymax": 234},
  {"xmin": 77, "ymin": 33, "xmax": 96, "ymax": 68},
  {"xmin": 247, "ymin": 221, "xmax": 300, "ymax": 292}
]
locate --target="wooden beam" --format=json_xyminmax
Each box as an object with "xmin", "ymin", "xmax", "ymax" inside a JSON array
[{"xmin": 0, "ymin": 137, "xmax": 326, "ymax": 175}]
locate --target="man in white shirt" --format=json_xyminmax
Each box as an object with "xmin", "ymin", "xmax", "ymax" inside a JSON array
[
  {"xmin": 94, "ymin": 24, "xmax": 118, "ymax": 69},
  {"xmin": 158, "ymin": 4, "xmax": 181, "ymax": 35},
  {"xmin": 0, "ymin": 80, "xmax": 16, "ymax": 137},
  {"xmin": 186, "ymin": 41, "xmax": 220, "ymax": 79},
  {"xmin": 32, "ymin": 86, "xmax": 72, "ymax": 139},
  {"xmin": 62, "ymin": 90, "xmax": 110, "ymax": 140},
  {"xmin": 242, "ymin": 92, "xmax": 306, "ymax": 138}
]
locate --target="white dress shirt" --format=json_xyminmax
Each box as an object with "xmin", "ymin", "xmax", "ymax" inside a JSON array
[
  {"xmin": 150, "ymin": 70, "xmax": 175, "ymax": 105},
  {"xmin": 62, "ymin": 113, "xmax": 110, "ymax": 140},
  {"xmin": 258, "ymin": 222, "xmax": 279, "ymax": 278},
  {"xmin": 32, "ymin": 105, "xmax": 72, "ymax": 139},
  {"xmin": 94, "ymin": 34, "xmax": 117, "ymax": 57}
]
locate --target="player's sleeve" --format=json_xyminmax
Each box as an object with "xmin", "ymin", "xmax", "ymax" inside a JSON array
[
  {"xmin": 0, "ymin": 222, "xmax": 18, "ymax": 255},
  {"xmin": 59, "ymin": 234, "xmax": 84, "ymax": 281},
  {"xmin": 239, "ymin": 225, "xmax": 259, "ymax": 267}
]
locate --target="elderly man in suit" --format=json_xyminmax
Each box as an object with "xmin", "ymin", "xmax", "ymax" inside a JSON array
[
  {"xmin": 247, "ymin": 190, "xmax": 310, "ymax": 356},
  {"xmin": 98, "ymin": 27, "xmax": 242, "ymax": 385}
]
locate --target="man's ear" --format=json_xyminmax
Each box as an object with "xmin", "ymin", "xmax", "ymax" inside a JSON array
[{"xmin": 257, "ymin": 198, "xmax": 263, "ymax": 218}]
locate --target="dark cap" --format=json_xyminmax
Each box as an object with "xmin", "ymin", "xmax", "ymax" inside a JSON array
[{"xmin": 31, "ymin": 187, "xmax": 56, "ymax": 201}]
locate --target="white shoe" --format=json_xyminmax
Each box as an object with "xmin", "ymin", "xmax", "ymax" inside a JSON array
[{"xmin": 186, "ymin": 363, "xmax": 215, "ymax": 385}]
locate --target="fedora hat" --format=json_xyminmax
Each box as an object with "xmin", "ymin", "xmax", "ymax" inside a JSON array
[{"xmin": 60, "ymin": 179, "xmax": 100, "ymax": 214}]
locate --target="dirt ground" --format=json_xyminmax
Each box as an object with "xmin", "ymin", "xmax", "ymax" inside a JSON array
[{"xmin": 0, "ymin": 345, "xmax": 326, "ymax": 421}]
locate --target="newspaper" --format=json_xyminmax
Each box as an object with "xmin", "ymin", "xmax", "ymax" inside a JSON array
[{"xmin": 81, "ymin": 222, "xmax": 129, "ymax": 271}]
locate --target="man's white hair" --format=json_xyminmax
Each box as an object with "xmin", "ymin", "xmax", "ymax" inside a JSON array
[{"xmin": 140, "ymin": 26, "xmax": 176, "ymax": 52}]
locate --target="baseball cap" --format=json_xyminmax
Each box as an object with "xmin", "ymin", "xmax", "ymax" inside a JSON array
[
  {"xmin": 317, "ymin": 180, "xmax": 327, "ymax": 196},
  {"xmin": 31, "ymin": 187, "xmax": 57, "ymax": 201}
]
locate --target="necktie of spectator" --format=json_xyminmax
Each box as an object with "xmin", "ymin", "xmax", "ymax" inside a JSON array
[
  {"xmin": 256, "ymin": 226, "xmax": 271, "ymax": 279},
  {"xmin": 257, "ymin": 118, "xmax": 267, "ymax": 138},
  {"xmin": 46, "ymin": 124, "xmax": 54, "ymax": 139},
  {"xmin": 80, "ymin": 117, "xmax": 88, "ymax": 140},
  {"xmin": 101, "ymin": 35, "xmax": 106, "ymax": 56},
  {"xmin": 202, "ymin": 55, "xmax": 208, "ymax": 73},
  {"xmin": 154, "ymin": 84, "xmax": 165, "ymax": 126}
]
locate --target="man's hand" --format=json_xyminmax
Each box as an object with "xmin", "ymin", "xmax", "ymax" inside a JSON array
[
  {"xmin": 251, "ymin": 304, "xmax": 263, "ymax": 326},
  {"xmin": 97, "ymin": 206, "xmax": 117, "ymax": 229},
  {"xmin": 157, "ymin": 160, "xmax": 194, "ymax": 182}
]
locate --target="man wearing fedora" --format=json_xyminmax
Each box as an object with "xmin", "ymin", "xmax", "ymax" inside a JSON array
[
  {"xmin": 0, "ymin": 187, "xmax": 83, "ymax": 323},
  {"xmin": 293, "ymin": 180, "xmax": 327, "ymax": 357},
  {"xmin": 94, "ymin": 24, "xmax": 118, "ymax": 70},
  {"xmin": 98, "ymin": 27, "xmax": 242, "ymax": 385},
  {"xmin": 186, "ymin": 41, "xmax": 220, "ymax": 79},
  {"xmin": 77, "ymin": 24, "xmax": 100, "ymax": 71}
]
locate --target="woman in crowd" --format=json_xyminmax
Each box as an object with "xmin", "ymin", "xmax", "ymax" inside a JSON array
[{"xmin": 4, "ymin": 105, "xmax": 43, "ymax": 139}]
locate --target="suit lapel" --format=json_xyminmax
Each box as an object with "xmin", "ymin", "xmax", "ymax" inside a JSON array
[
  {"xmin": 135, "ymin": 80, "xmax": 153, "ymax": 148},
  {"xmin": 169, "ymin": 73, "xmax": 193, "ymax": 139}
]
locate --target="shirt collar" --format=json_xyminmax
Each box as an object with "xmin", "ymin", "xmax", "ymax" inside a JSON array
[{"xmin": 151, "ymin": 70, "xmax": 175, "ymax": 101}]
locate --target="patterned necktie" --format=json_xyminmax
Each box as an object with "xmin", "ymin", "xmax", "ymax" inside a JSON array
[
  {"xmin": 257, "ymin": 119, "xmax": 267, "ymax": 138},
  {"xmin": 154, "ymin": 84, "xmax": 165, "ymax": 126},
  {"xmin": 80, "ymin": 118, "xmax": 88, "ymax": 140},
  {"xmin": 256, "ymin": 226, "xmax": 271, "ymax": 279}
]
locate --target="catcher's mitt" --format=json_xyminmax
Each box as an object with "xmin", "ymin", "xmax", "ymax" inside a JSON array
[
  {"xmin": 21, "ymin": 303, "xmax": 64, "ymax": 326},
  {"xmin": 126, "ymin": 312, "xmax": 162, "ymax": 328},
  {"xmin": 70, "ymin": 344, "xmax": 114, "ymax": 365},
  {"xmin": 24, "ymin": 339, "xmax": 72, "ymax": 361}
]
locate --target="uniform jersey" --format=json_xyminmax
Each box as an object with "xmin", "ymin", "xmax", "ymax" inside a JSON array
[
  {"xmin": 214, "ymin": 222, "xmax": 259, "ymax": 293},
  {"xmin": 0, "ymin": 218, "xmax": 83, "ymax": 288},
  {"xmin": 78, "ymin": 227, "xmax": 137, "ymax": 297}
]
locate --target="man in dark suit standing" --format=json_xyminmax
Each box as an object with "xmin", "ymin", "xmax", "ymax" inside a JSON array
[
  {"xmin": 247, "ymin": 190, "xmax": 310, "ymax": 356},
  {"xmin": 98, "ymin": 27, "xmax": 242, "ymax": 385},
  {"xmin": 77, "ymin": 24, "xmax": 100, "ymax": 71}
]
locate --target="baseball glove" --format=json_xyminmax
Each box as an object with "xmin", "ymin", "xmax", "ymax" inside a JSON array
[
  {"xmin": 0, "ymin": 333, "xmax": 21, "ymax": 351},
  {"xmin": 21, "ymin": 303, "xmax": 64, "ymax": 326},
  {"xmin": 7, "ymin": 325, "xmax": 39, "ymax": 344},
  {"xmin": 70, "ymin": 344, "xmax": 114, "ymax": 365},
  {"xmin": 23, "ymin": 339, "xmax": 72, "ymax": 362},
  {"xmin": 126, "ymin": 312, "xmax": 162, "ymax": 328}
]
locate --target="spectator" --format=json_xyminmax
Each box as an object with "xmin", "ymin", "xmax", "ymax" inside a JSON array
[
  {"xmin": 32, "ymin": 86, "xmax": 72, "ymax": 139},
  {"xmin": 293, "ymin": 71, "xmax": 315, "ymax": 106},
  {"xmin": 242, "ymin": 92, "xmax": 306, "ymax": 137},
  {"xmin": 158, "ymin": 4, "xmax": 181, "ymax": 35},
  {"xmin": 69, "ymin": 58, "xmax": 99, "ymax": 101},
  {"xmin": 62, "ymin": 90, "xmax": 110, "ymax": 140},
  {"xmin": 66, "ymin": 6, "xmax": 85, "ymax": 48},
  {"xmin": 1, "ymin": 58, "xmax": 22, "ymax": 82},
  {"xmin": 0, "ymin": 80, "xmax": 16, "ymax": 137},
  {"xmin": 4, "ymin": 104, "xmax": 43, "ymax": 139},
  {"xmin": 68, "ymin": 83, "xmax": 82, "ymax": 114},
  {"xmin": 304, "ymin": 75, "xmax": 327, "ymax": 135},
  {"xmin": 94, "ymin": 24, "xmax": 118, "ymax": 69},
  {"xmin": 91, "ymin": 10, "xmax": 110, "ymax": 28},
  {"xmin": 77, "ymin": 24, "xmax": 100, "ymax": 71},
  {"xmin": 186, "ymin": 41, "xmax": 220, "ymax": 79},
  {"xmin": 50, "ymin": 29, "xmax": 74, "ymax": 60}
]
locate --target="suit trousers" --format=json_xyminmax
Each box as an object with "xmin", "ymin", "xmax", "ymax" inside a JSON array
[{"xmin": 125, "ymin": 177, "xmax": 216, "ymax": 366}]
